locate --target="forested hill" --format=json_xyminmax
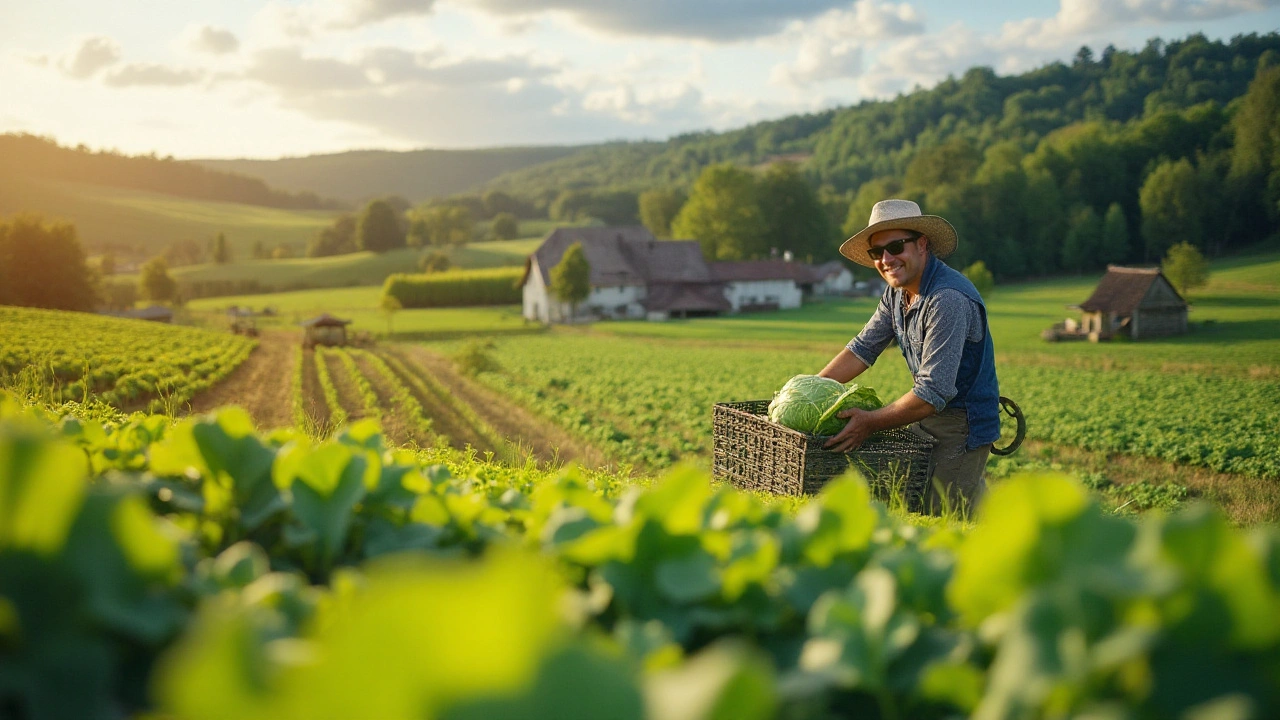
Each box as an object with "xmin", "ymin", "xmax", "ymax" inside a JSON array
[
  {"xmin": 195, "ymin": 145, "xmax": 585, "ymax": 206},
  {"xmin": 482, "ymin": 33, "xmax": 1280, "ymax": 198},
  {"xmin": 0, "ymin": 134, "xmax": 345, "ymax": 211}
]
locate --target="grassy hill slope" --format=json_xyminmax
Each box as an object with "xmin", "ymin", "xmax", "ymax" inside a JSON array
[
  {"xmin": 155, "ymin": 238, "xmax": 540, "ymax": 292},
  {"xmin": 196, "ymin": 145, "xmax": 586, "ymax": 205},
  {"xmin": 0, "ymin": 175, "xmax": 335, "ymax": 256}
]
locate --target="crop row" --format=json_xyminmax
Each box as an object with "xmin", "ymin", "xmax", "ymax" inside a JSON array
[
  {"xmin": 0, "ymin": 305, "xmax": 254, "ymax": 412},
  {"xmin": 379, "ymin": 348, "xmax": 507, "ymax": 452},
  {"xmin": 4, "ymin": 398, "xmax": 1277, "ymax": 719},
  {"xmin": 350, "ymin": 348, "xmax": 435, "ymax": 441},
  {"xmin": 312, "ymin": 346, "xmax": 348, "ymax": 427},
  {"xmin": 453, "ymin": 334, "xmax": 1280, "ymax": 479}
]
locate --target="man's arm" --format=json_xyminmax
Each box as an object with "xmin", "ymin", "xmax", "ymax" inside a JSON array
[
  {"xmin": 818, "ymin": 347, "xmax": 868, "ymax": 383},
  {"xmin": 824, "ymin": 391, "xmax": 934, "ymax": 452}
]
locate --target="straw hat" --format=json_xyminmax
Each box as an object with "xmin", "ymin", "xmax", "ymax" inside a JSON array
[{"xmin": 839, "ymin": 199, "xmax": 958, "ymax": 268}]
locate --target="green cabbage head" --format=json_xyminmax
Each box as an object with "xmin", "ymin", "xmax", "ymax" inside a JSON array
[{"xmin": 767, "ymin": 375, "xmax": 885, "ymax": 436}]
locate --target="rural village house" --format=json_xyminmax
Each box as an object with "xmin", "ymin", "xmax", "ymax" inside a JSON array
[
  {"xmin": 1048, "ymin": 266, "xmax": 1189, "ymax": 341},
  {"xmin": 521, "ymin": 227, "xmax": 852, "ymax": 322}
]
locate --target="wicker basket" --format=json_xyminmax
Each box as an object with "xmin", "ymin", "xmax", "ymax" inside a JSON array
[{"xmin": 712, "ymin": 400, "xmax": 936, "ymax": 510}]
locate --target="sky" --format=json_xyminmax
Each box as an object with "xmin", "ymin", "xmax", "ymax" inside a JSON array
[{"xmin": 3, "ymin": 0, "xmax": 1278, "ymax": 159}]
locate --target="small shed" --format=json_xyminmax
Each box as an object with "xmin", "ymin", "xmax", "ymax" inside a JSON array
[
  {"xmin": 1070, "ymin": 266, "xmax": 1188, "ymax": 341},
  {"xmin": 301, "ymin": 313, "xmax": 352, "ymax": 347}
]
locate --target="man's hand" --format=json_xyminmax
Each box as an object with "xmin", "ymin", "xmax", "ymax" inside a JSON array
[{"xmin": 824, "ymin": 407, "xmax": 877, "ymax": 453}]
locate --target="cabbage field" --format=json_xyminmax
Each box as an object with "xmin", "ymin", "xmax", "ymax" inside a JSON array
[
  {"xmin": 4, "ymin": 400, "xmax": 1279, "ymax": 719},
  {"xmin": 447, "ymin": 333, "xmax": 1280, "ymax": 481}
]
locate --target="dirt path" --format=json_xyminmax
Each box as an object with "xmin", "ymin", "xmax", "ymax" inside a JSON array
[
  {"xmin": 189, "ymin": 331, "xmax": 296, "ymax": 430},
  {"xmin": 395, "ymin": 345, "xmax": 608, "ymax": 468}
]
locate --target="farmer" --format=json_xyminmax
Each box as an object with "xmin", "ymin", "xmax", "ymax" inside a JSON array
[{"xmin": 818, "ymin": 199, "xmax": 1000, "ymax": 516}]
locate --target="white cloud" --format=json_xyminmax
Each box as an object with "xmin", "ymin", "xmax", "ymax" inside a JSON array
[
  {"xmin": 103, "ymin": 64, "xmax": 204, "ymax": 87},
  {"xmin": 186, "ymin": 25, "xmax": 240, "ymax": 55},
  {"xmin": 771, "ymin": 1, "xmax": 924, "ymax": 87},
  {"xmin": 58, "ymin": 36, "xmax": 121, "ymax": 79},
  {"xmin": 252, "ymin": 0, "xmax": 438, "ymax": 38},
  {"xmin": 458, "ymin": 0, "xmax": 850, "ymax": 41},
  {"xmin": 1002, "ymin": 0, "xmax": 1280, "ymax": 49}
]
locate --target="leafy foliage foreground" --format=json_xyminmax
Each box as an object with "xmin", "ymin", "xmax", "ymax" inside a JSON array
[{"xmin": 1, "ymin": 399, "xmax": 1278, "ymax": 719}]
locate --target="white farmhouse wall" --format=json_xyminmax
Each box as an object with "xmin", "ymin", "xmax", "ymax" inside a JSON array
[
  {"xmin": 723, "ymin": 280, "xmax": 802, "ymax": 312},
  {"xmin": 523, "ymin": 263, "xmax": 646, "ymax": 323},
  {"xmin": 818, "ymin": 269, "xmax": 854, "ymax": 294},
  {"xmin": 583, "ymin": 285, "xmax": 646, "ymax": 319},
  {"xmin": 522, "ymin": 258, "xmax": 552, "ymax": 322}
]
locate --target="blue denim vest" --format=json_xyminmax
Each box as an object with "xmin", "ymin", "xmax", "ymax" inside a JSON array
[{"xmin": 891, "ymin": 255, "xmax": 1001, "ymax": 450}]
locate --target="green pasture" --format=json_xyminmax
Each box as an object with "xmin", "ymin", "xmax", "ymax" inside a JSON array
[
  {"xmin": 187, "ymin": 288, "xmax": 532, "ymax": 339},
  {"xmin": 0, "ymin": 176, "xmax": 334, "ymax": 255},
  {"xmin": 594, "ymin": 253, "xmax": 1280, "ymax": 376},
  {"xmin": 160, "ymin": 238, "xmax": 539, "ymax": 290}
]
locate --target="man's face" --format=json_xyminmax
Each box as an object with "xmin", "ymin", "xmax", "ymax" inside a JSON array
[{"xmin": 869, "ymin": 229, "xmax": 929, "ymax": 289}]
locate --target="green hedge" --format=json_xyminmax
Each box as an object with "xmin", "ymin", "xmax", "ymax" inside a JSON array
[{"xmin": 382, "ymin": 267, "xmax": 523, "ymax": 308}]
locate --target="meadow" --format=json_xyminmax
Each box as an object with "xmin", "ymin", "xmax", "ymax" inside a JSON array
[
  {"xmin": 0, "ymin": 175, "xmax": 334, "ymax": 256},
  {"xmin": 161, "ymin": 237, "xmax": 541, "ymax": 291}
]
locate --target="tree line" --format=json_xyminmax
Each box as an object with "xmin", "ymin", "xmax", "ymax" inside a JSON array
[{"xmin": 466, "ymin": 33, "xmax": 1280, "ymax": 278}]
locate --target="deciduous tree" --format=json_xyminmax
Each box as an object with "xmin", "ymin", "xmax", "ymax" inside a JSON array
[
  {"xmin": 1162, "ymin": 241, "xmax": 1209, "ymax": 296},
  {"xmin": 638, "ymin": 188, "xmax": 686, "ymax": 238},
  {"xmin": 139, "ymin": 256, "xmax": 177, "ymax": 304},
  {"xmin": 491, "ymin": 212, "xmax": 519, "ymax": 240},
  {"xmin": 550, "ymin": 242, "xmax": 590, "ymax": 321},
  {"xmin": 357, "ymin": 199, "xmax": 407, "ymax": 253},
  {"xmin": 671, "ymin": 163, "xmax": 765, "ymax": 261},
  {"xmin": 0, "ymin": 214, "xmax": 98, "ymax": 310},
  {"xmin": 1140, "ymin": 158, "xmax": 1204, "ymax": 260},
  {"xmin": 758, "ymin": 162, "xmax": 833, "ymax": 261}
]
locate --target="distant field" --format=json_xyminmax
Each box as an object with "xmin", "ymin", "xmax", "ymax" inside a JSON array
[
  {"xmin": 188, "ymin": 287, "xmax": 533, "ymax": 339},
  {"xmin": 156, "ymin": 238, "xmax": 541, "ymax": 291},
  {"xmin": 596, "ymin": 253, "xmax": 1280, "ymax": 376},
  {"xmin": 0, "ymin": 176, "xmax": 335, "ymax": 255}
]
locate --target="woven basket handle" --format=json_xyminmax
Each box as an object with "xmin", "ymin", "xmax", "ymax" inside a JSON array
[{"xmin": 991, "ymin": 396, "xmax": 1026, "ymax": 456}]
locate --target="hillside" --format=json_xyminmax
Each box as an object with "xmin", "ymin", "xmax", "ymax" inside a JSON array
[
  {"xmin": 0, "ymin": 133, "xmax": 342, "ymax": 210},
  {"xmin": 195, "ymin": 145, "xmax": 586, "ymax": 205},
  {"xmin": 0, "ymin": 174, "xmax": 334, "ymax": 256},
  {"xmin": 480, "ymin": 33, "xmax": 1280, "ymax": 198}
]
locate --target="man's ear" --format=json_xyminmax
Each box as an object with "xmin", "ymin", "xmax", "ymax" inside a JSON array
[{"xmin": 918, "ymin": 234, "xmax": 930, "ymax": 254}]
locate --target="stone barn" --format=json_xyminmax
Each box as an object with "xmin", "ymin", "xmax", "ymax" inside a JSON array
[{"xmin": 1071, "ymin": 266, "xmax": 1188, "ymax": 341}]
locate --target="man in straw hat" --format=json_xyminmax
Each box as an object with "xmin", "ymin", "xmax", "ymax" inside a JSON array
[{"xmin": 818, "ymin": 199, "xmax": 1001, "ymax": 516}]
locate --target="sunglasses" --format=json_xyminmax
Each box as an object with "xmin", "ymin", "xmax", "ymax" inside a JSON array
[{"xmin": 867, "ymin": 235, "xmax": 920, "ymax": 261}]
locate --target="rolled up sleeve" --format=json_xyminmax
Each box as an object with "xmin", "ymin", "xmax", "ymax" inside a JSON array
[
  {"xmin": 847, "ymin": 293, "xmax": 895, "ymax": 367},
  {"xmin": 911, "ymin": 290, "xmax": 972, "ymax": 412}
]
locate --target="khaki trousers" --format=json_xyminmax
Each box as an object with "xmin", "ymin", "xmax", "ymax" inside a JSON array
[{"xmin": 911, "ymin": 408, "xmax": 989, "ymax": 518}]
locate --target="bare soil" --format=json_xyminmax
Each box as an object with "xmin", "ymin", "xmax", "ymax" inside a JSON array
[
  {"xmin": 188, "ymin": 331, "xmax": 297, "ymax": 430},
  {"xmin": 351, "ymin": 353, "xmax": 430, "ymax": 448},
  {"xmin": 394, "ymin": 345, "xmax": 608, "ymax": 468},
  {"xmin": 376, "ymin": 348, "xmax": 495, "ymax": 453},
  {"xmin": 298, "ymin": 349, "xmax": 329, "ymax": 429},
  {"xmin": 323, "ymin": 351, "xmax": 370, "ymax": 421}
]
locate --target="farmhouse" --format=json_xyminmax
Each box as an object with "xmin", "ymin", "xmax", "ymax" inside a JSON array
[
  {"xmin": 521, "ymin": 227, "xmax": 730, "ymax": 322},
  {"xmin": 708, "ymin": 260, "xmax": 809, "ymax": 312},
  {"xmin": 1069, "ymin": 265, "xmax": 1188, "ymax": 340},
  {"xmin": 521, "ymin": 227, "xmax": 843, "ymax": 322}
]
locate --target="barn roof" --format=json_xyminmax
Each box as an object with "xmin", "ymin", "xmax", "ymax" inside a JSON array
[
  {"xmin": 642, "ymin": 283, "xmax": 732, "ymax": 313},
  {"xmin": 301, "ymin": 313, "xmax": 352, "ymax": 327},
  {"xmin": 1073, "ymin": 266, "xmax": 1186, "ymax": 314},
  {"xmin": 523, "ymin": 226, "xmax": 714, "ymax": 287},
  {"xmin": 709, "ymin": 259, "xmax": 819, "ymax": 283}
]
